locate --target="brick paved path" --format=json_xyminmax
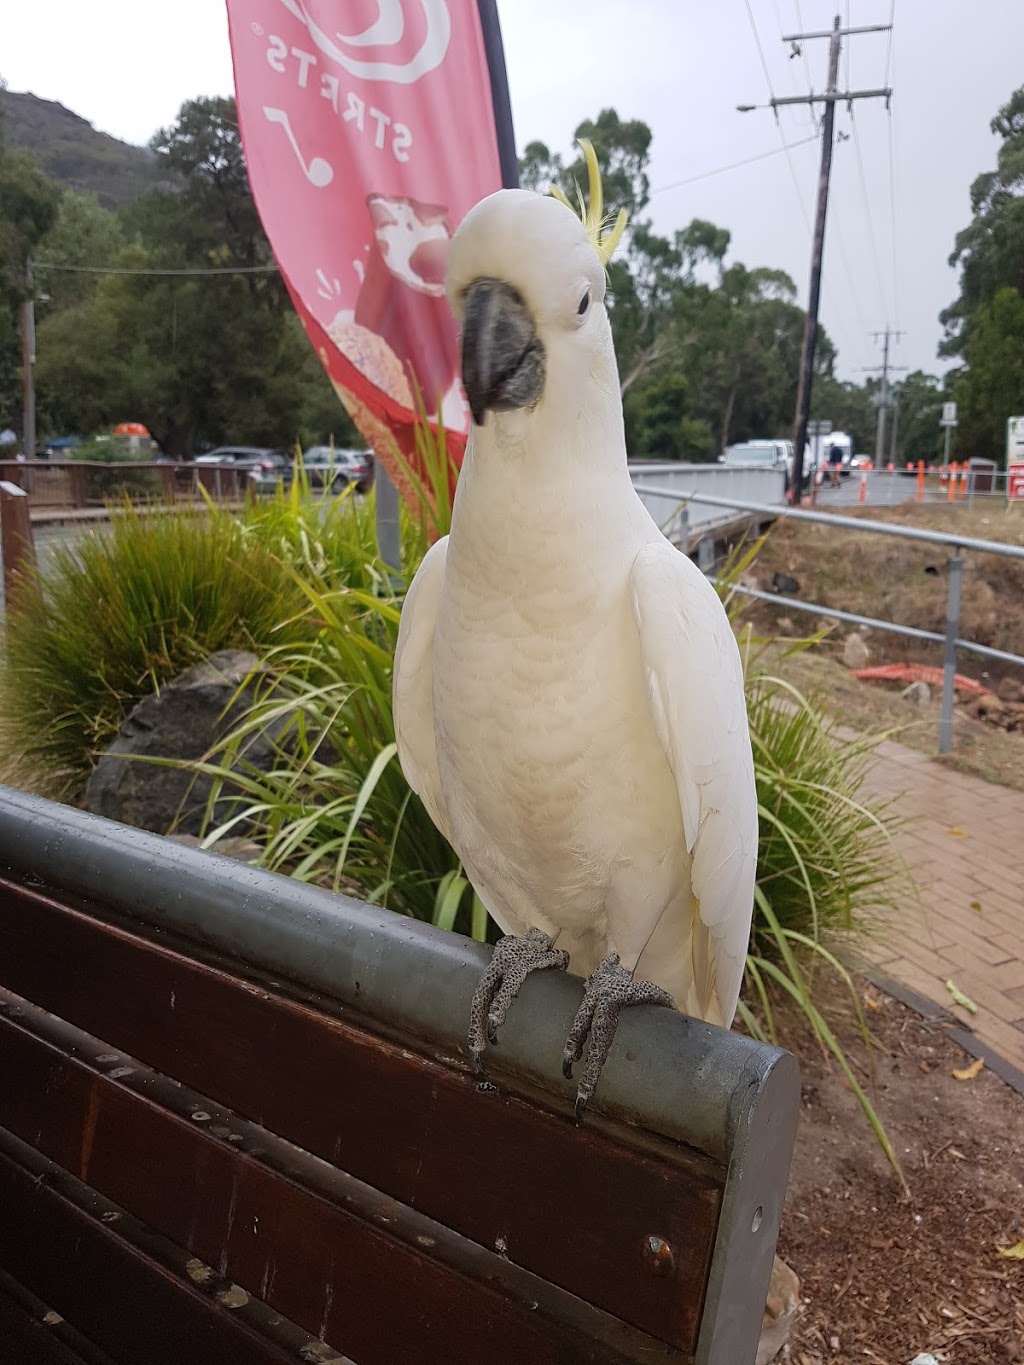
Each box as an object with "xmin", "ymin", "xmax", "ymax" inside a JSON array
[{"xmin": 861, "ymin": 740, "xmax": 1024, "ymax": 1074}]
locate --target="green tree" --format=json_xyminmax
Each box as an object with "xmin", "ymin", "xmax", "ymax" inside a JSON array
[
  {"xmin": 32, "ymin": 190, "xmax": 124, "ymax": 311},
  {"xmin": 0, "ymin": 142, "xmax": 62, "ymax": 433},
  {"xmin": 891, "ymin": 370, "xmax": 947, "ymax": 465},
  {"xmin": 625, "ymin": 372, "xmax": 715, "ymax": 461},
  {"xmin": 148, "ymin": 96, "xmax": 271, "ymax": 277},
  {"xmin": 810, "ymin": 376, "xmax": 878, "ymax": 456},
  {"xmin": 33, "ymin": 96, "xmax": 349, "ymax": 453},
  {"xmin": 957, "ymin": 287, "xmax": 1024, "ymax": 460},
  {"xmin": 941, "ymin": 84, "xmax": 1024, "ymax": 460}
]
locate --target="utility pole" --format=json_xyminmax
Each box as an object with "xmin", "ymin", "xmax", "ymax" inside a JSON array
[
  {"xmin": 20, "ymin": 258, "xmax": 36, "ymax": 461},
  {"xmin": 862, "ymin": 327, "xmax": 906, "ymax": 468},
  {"xmin": 738, "ymin": 17, "xmax": 893, "ymax": 501}
]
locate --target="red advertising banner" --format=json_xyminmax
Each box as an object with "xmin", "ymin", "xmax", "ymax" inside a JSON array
[{"xmin": 225, "ymin": 0, "xmax": 515, "ymax": 508}]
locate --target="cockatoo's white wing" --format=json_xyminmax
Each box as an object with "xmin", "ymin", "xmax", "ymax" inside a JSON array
[
  {"xmin": 393, "ymin": 535, "xmax": 453, "ymax": 845},
  {"xmin": 629, "ymin": 541, "xmax": 758, "ymax": 1027}
]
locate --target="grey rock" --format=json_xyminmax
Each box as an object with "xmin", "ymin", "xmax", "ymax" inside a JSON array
[
  {"xmin": 757, "ymin": 1254, "xmax": 801, "ymax": 1365},
  {"xmin": 85, "ymin": 649, "xmax": 281, "ymax": 836},
  {"xmin": 842, "ymin": 631, "xmax": 871, "ymax": 670},
  {"xmin": 900, "ymin": 680, "xmax": 932, "ymax": 706},
  {"xmin": 771, "ymin": 571, "xmax": 800, "ymax": 596}
]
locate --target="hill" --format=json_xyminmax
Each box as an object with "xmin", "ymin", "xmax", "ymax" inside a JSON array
[{"xmin": 0, "ymin": 89, "xmax": 175, "ymax": 207}]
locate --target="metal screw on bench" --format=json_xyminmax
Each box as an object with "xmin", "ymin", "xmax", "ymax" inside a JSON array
[{"xmin": 642, "ymin": 1234, "xmax": 675, "ymax": 1277}]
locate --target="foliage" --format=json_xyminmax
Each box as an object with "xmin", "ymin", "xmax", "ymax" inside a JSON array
[
  {"xmin": 721, "ymin": 545, "xmax": 912, "ymax": 1183},
  {"xmin": 32, "ymin": 190, "xmax": 124, "ymax": 311},
  {"xmin": 13, "ymin": 95, "xmax": 353, "ymax": 456},
  {"xmin": 0, "ymin": 138, "xmax": 62, "ymax": 435},
  {"xmin": 0, "ymin": 487, "xmax": 386, "ymax": 803},
  {"xmin": 941, "ymin": 83, "xmax": 1024, "ymax": 462},
  {"xmin": 957, "ymin": 287, "xmax": 1024, "ymax": 461},
  {"xmin": 522, "ymin": 110, "xmax": 838, "ymax": 456},
  {"xmin": 178, "ymin": 461, "xmax": 911, "ymax": 1174}
]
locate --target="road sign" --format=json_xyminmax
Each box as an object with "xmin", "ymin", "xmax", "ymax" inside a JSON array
[
  {"xmin": 807, "ymin": 420, "xmax": 832, "ymax": 437},
  {"xmin": 941, "ymin": 401, "xmax": 958, "ymax": 428},
  {"xmin": 1008, "ymin": 416, "xmax": 1024, "ymax": 501}
]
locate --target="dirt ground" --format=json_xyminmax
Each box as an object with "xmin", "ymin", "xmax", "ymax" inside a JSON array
[
  {"xmin": 756, "ymin": 645, "xmax": 1024, "ymax": 794},
  {"xmin": 746, "ymin": 501, "xmax": 1024, "ymax": 662},
  {"xmin": 734, "ymin": 500, "xmax": 1024, "ymax": 792},
  {"xmin": 776, "ymin": 975, "xmax": 1024, "ymax": 1364}
]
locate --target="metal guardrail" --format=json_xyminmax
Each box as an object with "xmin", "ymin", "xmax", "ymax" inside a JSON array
[
  {"xmin": 632, "ymin": 484, "xmax": 1024, "ymax": 755},
  {"xmin": 810, "ymin": 463, "xmax": 1017, "ymax": 510},
  {"xmin": 628, "ymin": 464, "xmax": 787, "ymax": 544},
  {"xmin": 0, "ymin": 460, "xmax": 254, "ymax": 510}
]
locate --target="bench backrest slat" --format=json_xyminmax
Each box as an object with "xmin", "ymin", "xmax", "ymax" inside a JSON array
[{"xmin": 0, "ymin": 790, "xmax": 799, "ymax": 1365}]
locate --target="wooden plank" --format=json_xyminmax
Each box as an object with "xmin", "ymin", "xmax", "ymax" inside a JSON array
[
  {"xmin": 0, "ymin": 1133, "xmax": 321, "ymax": 1365},
  {"xmin": 0, "ymin": 1287, "xmax": 99, "ymax": 1365},
  {"xmin": 0, "ymin": 876, "xmax": 721, "ymax": 1351},
  {"xmin": 0, "ymin": 1005, "xmax": 685, "ymax": 1365},
  {"xmin": 0, "ymin": 1269, "xmax": 119, "ymax": 1365}
]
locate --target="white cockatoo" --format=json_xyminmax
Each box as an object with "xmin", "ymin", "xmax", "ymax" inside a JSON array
[{"xmin": 393, "ymin": 148, "xmax": 757, "ymax": 1119}]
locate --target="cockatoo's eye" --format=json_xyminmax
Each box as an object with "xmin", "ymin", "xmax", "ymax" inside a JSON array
[{"xmin": 577, "ymin": 290, "xmax": 591, "ymax": 317}]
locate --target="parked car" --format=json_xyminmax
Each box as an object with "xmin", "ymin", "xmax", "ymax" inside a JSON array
[
  {"xmin": 300, "ymin": 446, "xmax": 374, "ymax": 494},
  {"xmin": 850, "ymin": 453, "xmax": 873, "ymax": 471},
  {"xmin": 722, "ymin": 439, "xmax": 792, "ymax": 490},
  {"xmin": 193, "ymin": 446, "xmax": 291, "ymax": 493}
]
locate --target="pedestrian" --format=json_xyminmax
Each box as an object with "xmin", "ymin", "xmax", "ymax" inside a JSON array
[{"xmin": 827, "ymin": 443, "xmax": 843, "ymax": 487}]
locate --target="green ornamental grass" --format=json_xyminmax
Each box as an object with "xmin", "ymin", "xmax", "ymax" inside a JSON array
[{"xmin": 0, "ymin": 437, "xmax": 913, "ymax": 1177}]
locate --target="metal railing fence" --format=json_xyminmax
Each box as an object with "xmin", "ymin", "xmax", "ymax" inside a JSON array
[{"xmin": 630, "ymin": 484, "xmax": 1024, "ymax": 755}]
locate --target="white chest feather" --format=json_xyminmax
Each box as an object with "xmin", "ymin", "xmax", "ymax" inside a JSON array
[{"xmin": 430, "ymin": 458, "xmax": 683, "ymax": 943}]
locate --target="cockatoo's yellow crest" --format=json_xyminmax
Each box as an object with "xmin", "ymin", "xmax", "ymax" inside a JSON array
[{"xmin": 550, "ymin": 138, "xmax": 628, "ymax": 268}]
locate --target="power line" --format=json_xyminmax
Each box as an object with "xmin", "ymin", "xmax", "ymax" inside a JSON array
[
  {"xmin": 651, "ymin": 135, "xmax": 818, "ymax": 196},
  {"xmin": 739, "ymin": 14, "xmax": 894, "ymax": 500},
  {"xmin": 773, "ymin": 0, "xmax": 816, "ymax": 129},
  {"xmin": 778, "ymin": 4, "xmax": 860, "ymax": 338},
  {"xmin": 885, "ymin": 3, "xmax": 901, "ymax": 328},
  {"xmin": 32, "ymin": 262, "xmax": 279, "ymax": 277},
  {"xmin": 742, "ymin": 0, "xmax": 813, "ymax": 235},
  {"xmin": 863, "ymin": 326, "xmax": 907, "ymax": 467},
  {"xmin": 849, "ymin": 110, "xmax": 890, "ymax": 323},
  {"xmin": 887, "ymin": 104, "xmax": 900, "ymax": 327},
  {"xmin": 744, "ymin": 0, "xmax": 777, "ymax": 98},
  {"xmin": 791, "ymin": 0, "xmax": 816, "ymax": 104},
  {"xmin": 883, "ymin": 0, "xmax": 896, "ymax": 87},
  {"xmin": 826, "ymin": 212, "xmax": 868, "ymax": 334}
]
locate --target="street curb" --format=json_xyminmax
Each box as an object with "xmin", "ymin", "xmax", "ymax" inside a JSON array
[{"xmin": 866, "ymin": 968, "xmax": 1024, "ymax": 1099}]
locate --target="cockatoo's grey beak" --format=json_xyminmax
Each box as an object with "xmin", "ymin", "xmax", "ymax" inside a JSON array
[{"xmin": 460, "ymin": 278, "xmax": 546, "ymax": 426}]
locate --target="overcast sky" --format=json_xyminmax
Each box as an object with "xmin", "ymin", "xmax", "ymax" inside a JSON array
[{"xmin": 4, "ymin": 1, "xmax": 1023, "ymax": 381}]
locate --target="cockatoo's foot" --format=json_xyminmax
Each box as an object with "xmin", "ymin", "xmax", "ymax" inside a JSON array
[
  {"xmin": 468, "ymin": 927, "xmax": 570, "ymax": 1072},
  {"xmin": 562, "ymin": 955, "xmax": 675, "ymax": 1122}
]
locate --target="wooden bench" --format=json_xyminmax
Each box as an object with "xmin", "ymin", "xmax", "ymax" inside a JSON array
[{"xmin": 0, "ymin": 787, "xmax": 799, "ymax": 1365}]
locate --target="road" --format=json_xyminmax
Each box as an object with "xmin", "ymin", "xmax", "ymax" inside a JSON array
[{"xmin": 32, "ymin": 521, "xmax": 110, "ymax": 578}]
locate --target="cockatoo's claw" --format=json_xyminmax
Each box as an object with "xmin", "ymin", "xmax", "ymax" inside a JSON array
[
  {"xmin": 565, "ymin": 955, "xmax": 676, "ymax": 1123},
  {"xmin": 467, "ymin": 927, "xmax": 569, "ymax": 1069}
]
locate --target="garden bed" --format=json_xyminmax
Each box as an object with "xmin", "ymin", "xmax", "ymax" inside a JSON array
[{"xmin": 777, "ymin": 973, "xmax": 1024, "ymax": 1363}]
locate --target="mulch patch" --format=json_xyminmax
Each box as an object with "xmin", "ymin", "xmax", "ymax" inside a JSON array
[{"xmin": 774, "ymin": 976, "xmax": 1024, "ymax": 1363}]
